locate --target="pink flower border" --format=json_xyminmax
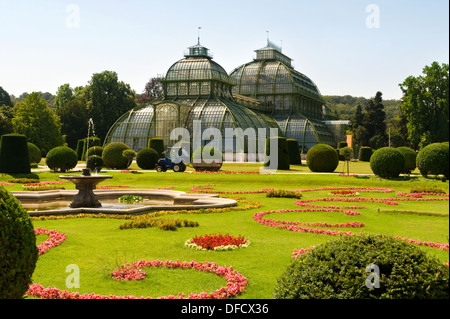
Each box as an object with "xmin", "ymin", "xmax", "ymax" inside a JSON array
[{"xmin": 27, "ymin": 259, "xmax": 248, "ymax": 299}]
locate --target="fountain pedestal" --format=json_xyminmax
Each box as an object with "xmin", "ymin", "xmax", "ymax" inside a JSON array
[{"xmin": 59, "ymin": 174, "xmax": 113, "ymax": 208}]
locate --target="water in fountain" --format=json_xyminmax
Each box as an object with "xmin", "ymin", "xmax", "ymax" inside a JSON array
[{"xmin": 86, "ymin": 118, "xmax": 98, "ymax": 175}]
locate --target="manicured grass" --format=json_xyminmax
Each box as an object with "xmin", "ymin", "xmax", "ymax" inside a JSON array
[{"xmin": 1, "ymin": 161, "xmax": 448, "ymax": 299}]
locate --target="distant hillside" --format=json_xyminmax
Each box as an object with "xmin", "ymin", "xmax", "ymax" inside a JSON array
[{"xmin": 323, "ymin": 95, "xmax": 402, "ymax": 122}]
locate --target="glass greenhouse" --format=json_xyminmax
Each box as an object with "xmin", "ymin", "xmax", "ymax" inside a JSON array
[{"xmin": 104, "ymin": 41, "xmax": 346, "ymax": 159}]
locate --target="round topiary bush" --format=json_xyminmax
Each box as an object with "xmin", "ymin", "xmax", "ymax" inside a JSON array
[
  {"xmin": 192, "ymin": 146, "xmax": 223, "ymax": 171},
  {"xmin": 273, "ymin": 234, "xmax": 449, "ymax": 299},
  {"xmin": 416, "ymin": 143, "xmax": 449, "ymax": 179},
  {"xmin": 0, "ymin": 187, "xmax": 39, "ymax": 299},
  {"xmin": 27, "ymin": 142, "xmax": 41, "ymax": 164},
  {"xmin": 0, "ymin": 134, "xmax": 31, "ymax": 174},
  {"xmin": 87, "ymin": 146, "xmax": 103, "ymax": 158},
  {"xmin": 86, "ymin": 155, "xmax": 104, "ymax": 172},
  {"xmin": 396, "ymin": 147, "xmax": 417, "ymax": 174},
  {"xmin": 370, "ymin": 147, "xmax": 405, "ymax": 178},
  {"xmin": 102, "ymin": 142, "xmax": 130, "ymax": 169},
  {"xmin": 306, "ymin": 144, "xmax": 339, "ymax": 172},
  {"xmin": 136, "ymin": 148, "xmax": 159, "ymax": 170},
  {"xmin": 287, "ymin": 139, "xmax": 302, "ymax": 165},
  {"xmin": 264, "ymin": 136, "xmax": 290, "ymax": 170},
  {"xmin": 148, "ymin": 138, "xmax": 165, "ymax": 157},
  {"xmin": 81, "ymin": 137, "xmax": 101, "ymax": 161},
  {"xmin": 46, "ymin": 146, "xmax": 78, "ymax": 173},
  {"xmin": 359, "ymin": 146, "xmax": 373, "ymax": 162}
]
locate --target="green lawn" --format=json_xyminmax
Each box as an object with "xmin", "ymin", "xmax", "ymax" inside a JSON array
[{"xmin": 1, "ymin": 161, "xmax": 448, "ymax": 299}]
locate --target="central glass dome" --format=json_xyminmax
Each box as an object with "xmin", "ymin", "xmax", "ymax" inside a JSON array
[{"xmin": 104, "ymin": 42, "xmax": 281, "ymax": 155}]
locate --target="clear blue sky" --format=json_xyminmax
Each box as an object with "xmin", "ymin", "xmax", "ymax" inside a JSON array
[{"xmin": 0, "ymin": 0, "xmax": 448, "ymax": 100}]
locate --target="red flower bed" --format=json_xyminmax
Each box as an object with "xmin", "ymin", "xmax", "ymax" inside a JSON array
[{"xmin": 189, "ymin": 233, "xmax": 248, "ymax": 250}]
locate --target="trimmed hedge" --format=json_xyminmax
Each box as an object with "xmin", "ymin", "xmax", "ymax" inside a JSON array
[
  {"xmin": 359, "ymin": 146, "xmax": 373, "ymax": 162},
  {"xmin": 27, "ymin": 142, "xmax": 41, "ymax": 164},
  {"xmin": 306, "ymin": 144, "xmax": 339, "ymax": 173},
  {"xmin": 46, "ymin": 146, "xmax": 78, "ymax": 173},
  {"xmin": 396, "ymin": 147, "xmax": 417, "ymax": 174},
  {"xmin": 102, "ymin": 142, "xmax": 130, "ymax": 170},
  {"xmin": 136, "ymin": 148, "xmax": 159, "ymax": 170},
  {"xmin": 274, "ymin": 234, "xmax": 449, "ymax": 299},
  {"xmin": 192, "ymin": 146, "xmax": 223, "ymax": 171},
  {"xmin": 0, "ymin": 187, "xmax": 39, "ymax": 298},
  {"xmin": 287, "ymin": 139, "xmax": 302, "ymax": 165},
  {"xmin": 370, "ymin": 147, "xmax": 405, "ymax": 178},
  {"xmin": 148, "ymin": 138, "xmax": 165, "ymax": 157},
  {"xmin": 264, "ymin": 136, "xmax": 290, "ymax": 170},
  {"xmin": 0, "ymin": 134, "xmax": 31, "ymax": 174},
  {"xmin": 416, "ymin": 143, "xmax": 449, "ymax": 179}
]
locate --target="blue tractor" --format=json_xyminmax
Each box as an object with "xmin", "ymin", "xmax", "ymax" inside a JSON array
[{"xmin": 155, "ymin": 147, "xmax": 188, "ymax": 173}]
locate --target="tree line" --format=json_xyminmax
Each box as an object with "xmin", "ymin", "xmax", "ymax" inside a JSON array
[
  {"xmin": 0, "ymin": 61, "xmax": 447, "ymax": 156},
  {"xmin": 0, "ymin": 72, "xmax": 162, "ymax": 155},
  {"xmin": 324, "ymin": 61, "xmax": 449, "ymax": 150}
]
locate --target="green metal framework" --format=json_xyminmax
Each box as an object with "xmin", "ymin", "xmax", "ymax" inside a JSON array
[{"xmin": 229, "ymin": 43, "xmax": 336, "ymax": 149}]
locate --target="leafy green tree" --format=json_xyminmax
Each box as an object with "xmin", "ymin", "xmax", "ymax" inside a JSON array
[
  {"xmin": 0, "ymin": 86, "xmax": 13, "ymax": 107},
  {"xmin": 82, "ymin": 71, "xmax": 136, "ymax": 142},
  {"xmin": 12, "ymin": 93, "xmax": 64, "ymax": 155},
  {"xmin": 0, "ymin": 105, "xmax": 14, "ymax": 136},
  {"xmin": 399, "ymin": 62, "xmax": 449, "ymax": 149},
  {"xmin": 54, "ymin": 83, "xmax": 75, "ymax": 111},
  {"xmin": 56, "ymin": 99, "xmax": 89, "ymax": 150}
]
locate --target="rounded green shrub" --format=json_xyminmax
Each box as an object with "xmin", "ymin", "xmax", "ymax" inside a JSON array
[
  {"xmin": 86, "ymin": 155, "xmax": 103, "ymax": 172},
  {"xmin": 287, "ymin": 139, "xmax": 302, "ymax": 165},
  {"xmin": 75, "ymin": 139, "xmax": 85, "ymax": 160},
  {"xmin": 102, "ymin": 142, "xmax": 130, "ymax": 169},
  {"xmin": 274, "ymin": 234, "xmax": 449, "ymax": 299},
  {"xmin": 87, "ymin": 146, "xmax": 103, "ymax": 158},
  {"xmin": 136, "ymin": 148, "xmax": 159, "ymax": 170},
  {"xmin": 27, "ymin": 142, "xmax": 41, "ymax": 164},
  {"xmin": 416, "ymin": 143, "xmax": 449, "ymax": 178},
  {"xmin": 264, "ymin": 136, "xmax": 290, "ymax": 170},
  {"xmin": 306, "ymin": 144, "xmax": 339, "ymax": 172},
  {"xmin": 46, "ymin": 146, "xmax": 78, "ymax": 173},
  {"xmin": 0, "ymin": 187, "xmax": 39, "ymax": 298},
  {"xmin": 396, "ymin": 147, "xmax": 417, "ymax": 174},
  {"xmin": 0, "ymin": 134, "xmax": 31, "ymax": 174},
  {"xmin": 359, "ymin": 146, "xmax": 373, "ymax": 162},
  {"xmin": 192, "ymin": 146, "xmax": 223, "ymax": 171},
  {"xmin": 370, "ymin": 147, "xmax": 405, "ymax": 178},
  {"xmin": 81, "ymin": 137, "xmax": 101, "ymax": 161},
  {"xmin": 148, "ymin": 138, "xmax": 165, "ymax": 157}
]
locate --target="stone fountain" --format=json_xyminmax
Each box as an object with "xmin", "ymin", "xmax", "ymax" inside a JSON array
[{"xmin": 59, "ymin": 168, "xmax": 112, "ymax": 208}]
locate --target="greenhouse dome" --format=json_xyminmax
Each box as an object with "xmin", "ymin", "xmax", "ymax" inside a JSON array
[
  {"xmin": 104, "ymin": 42, "xmax": 281, "ymax": 157},
  {"xmin": 229, "ymin": 41, "xmax": 336, "ymax": 150}
]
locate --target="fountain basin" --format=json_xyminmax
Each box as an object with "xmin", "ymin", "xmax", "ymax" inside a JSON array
[
  {"xmin": 59, "ymin": 174, "xmax": 113, "ymax": 208},
  {"xmin": 12, "ymin": 189, "xmax": 237, "ymax": 217}
]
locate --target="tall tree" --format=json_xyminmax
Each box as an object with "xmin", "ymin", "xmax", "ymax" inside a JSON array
[
  {"xmin": 54, "ymin": 84, "xmax": 75, "ymax": 111},
  {"xmin": 12, "ymin": 93, "xmax": 64, "ymax": 155},
  {"xmin": 0, "ymin": 86, "xmax": 13, "ymax": 107},
  {"xmin": 351, "ymin": 104, "xmax": 364, "ymax": 129},
  {"xmin": 82, "ymin": 71, "xmax": 136, "ymax": 142},
  {"xmin": 362, "ymin": 91, "xmax": 387, "ymax": 149},
  {"xmin": 56, "ymin": 99, "xmax": 89, "ymax": 150},
  {"xmin": 399, "ymin": 62, "xmax": 449, "ymax": 149},
  {"xmin": 136, "ymin": 77, "xmax": 163, "ymax": 105}
]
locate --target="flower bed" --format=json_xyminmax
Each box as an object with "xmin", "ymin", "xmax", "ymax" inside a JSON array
[
  {"xmin": 185, "ymin": 233, "xmax": 250, "ymax": 251},
  {"xmin": 34, "ymin": 228, "xmax": 66, "ymax": 256},
  {"xmin": 330, "ymin": 190, "xmax": 360, "ymax": 197},
  {"xmin": 27, "ymin": 260, "xmax": 248, "ymax": 299},
  {"xmin": 96, "ymin": 185, "xmax": 130, "ymax": 190}
]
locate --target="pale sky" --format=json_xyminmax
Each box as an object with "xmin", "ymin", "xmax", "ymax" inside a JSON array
[{"xmin": 0, "ymin": 0, "xmax": 448, "ymax": 100}]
